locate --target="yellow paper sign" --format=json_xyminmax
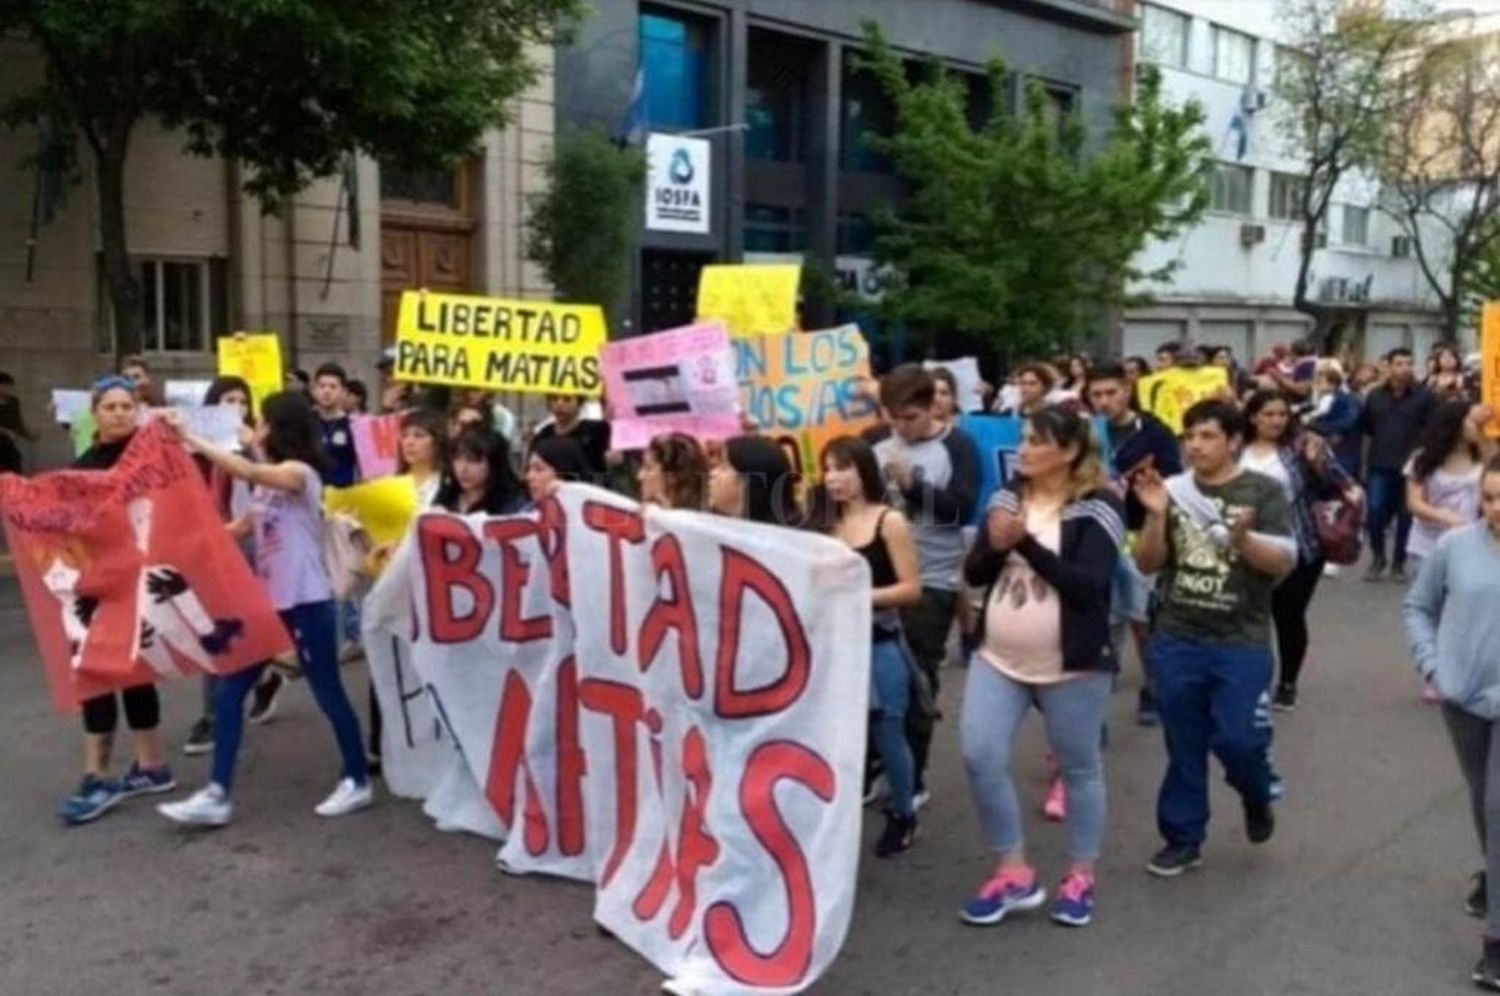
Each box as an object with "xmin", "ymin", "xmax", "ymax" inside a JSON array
[
  {"xmin": 394, "ymin": 291, "xmax": 605, "ymax": 397},
  {"xmin": 696, "ymin": 264, "xmax": 801, "ymax": 339},
  {"xmin": 324, "ymin": 476, "xmax": 418, "ymax": 546},
  {"xmin": 1482, "ymin": 301, "xmax": 1500, "ymax": 439},
  {"xmin": 216, "ymin": 334, "xmax": 283, "ymax": 412},
  {"xmin": 1135, "ymin": 365, "xmax": 1230, "ymax": 435}
]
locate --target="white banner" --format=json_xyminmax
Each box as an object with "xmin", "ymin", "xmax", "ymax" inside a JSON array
[
  {"xmin": 386, "ymin": 484, "xmax": 870, "ymax": 994},
  {"xmin": 646, "ymin": 133, "xmax": 711, "ymax": 234}
]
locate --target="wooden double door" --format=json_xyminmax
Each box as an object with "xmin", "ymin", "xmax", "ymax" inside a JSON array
[{"xmin": 380, "ymin": 224, "xmax": 472, "ymax": 344}]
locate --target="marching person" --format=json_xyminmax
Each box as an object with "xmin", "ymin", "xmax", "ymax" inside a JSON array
[
  {"xmin": 708, "ymin": 435, "xmax": 803, "ymax": 527},
  {"xmin": 1404, "ymin": 456, "xmax": 1500, "ymax": 990},
  {"xmin": 1360, "ymin": 347, "xmax": 1436, "ymax": 583},
  {"xmin": 1132, "ymin": 399, "xmax": 1296, "ymax": 877},
  {"xmin": 638, "ymin": 433, "xmax": 708, "ymax": 511},
  {"xmin": 156, "ymin": 392, "xmax": 372, "ymax": 827},
  {"xmin": 957, "ymin": 407, "xmax": 1123, "ymax": 928},
  {"xmin": 809, "ymin": 436, "xmax": 924, "ymax": 857},
  {"xmin": 435, "ymin": 426, "xmax": 526, "ymax": 517},
  {"xmin": 524, "ymin": 435, "xmax": 591, "ymax": 506},
  {"xmin": 57, "ymin": 376, "xmax": 176, "ymax": 825}
]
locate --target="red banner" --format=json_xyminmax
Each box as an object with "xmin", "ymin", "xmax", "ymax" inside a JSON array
[{"xmin": 0, "ymin": 422, "xmax": 291, "ymax": 710}]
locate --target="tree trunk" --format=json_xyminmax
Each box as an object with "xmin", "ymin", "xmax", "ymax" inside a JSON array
[{"xmin": 95, "ymin": 142, "xmax": 144, "ymax": 360}]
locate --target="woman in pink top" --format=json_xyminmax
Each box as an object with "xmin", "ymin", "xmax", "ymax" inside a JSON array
[{"xmin": 956, "ymin": 407, "xmax": 1124, "ymax": 929}]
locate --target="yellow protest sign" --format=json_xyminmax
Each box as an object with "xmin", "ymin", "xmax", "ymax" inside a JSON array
[
  {"xmin": 1483, "ymin": 301, "xmax": 1500, "ymax": 439},
  {"xmin": 216, "ymin": 334, "xmax": 283, "ymax": 412},
  {"xmin": 696, "ymin": 264, "xmax": 801, "ymax": 339},
  {"xmin": 324, "ymin": 476, "xmax": 418, "ymax": 547},
  {"xmin": 1135, "ymin": 365, "xmax": 1230, "ymax": 435},
  {"xmin": 394, "ymin": 291, "xmax": 605, "ymax": 397}
]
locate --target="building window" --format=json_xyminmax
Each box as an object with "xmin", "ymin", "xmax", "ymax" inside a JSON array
[
  {"xmin": 1039, "ymin": 85, "xmax": 1077, "ymax": 143},
  {"xmin": 105, "ymin": 257, "xmax": 227, "ymax": 353},
  {"xmin": 746, "ymin": 34, "xmax": 806, "ymax": 163},
  {"xmin": 837, "ymin": 213, "xmax": 876, "ymax": 255},
  {"xmin": 1212, "ymin": 25, "xmax": 1256, "ymax": 84},
  {"xmin": 640, "ymin": 11, "xmax": 709, "ymax": 131},
  {"xmin": 1140, "ymin": 3, "xmax": 1190, "ymax": 69},
  {"xmin": 1341, "ymin": 205, "xmax": 1370, "ymax": 246},
  {"xmin": 743, "ymin": 204, "xmax": 807, "ymax": 254},
  {"xmin": 841, "ymin": 57, "xmax": 895, "ymax": 173},
  {"xmin": 1209, "ymin": 163, "xmax": 1254, "ymax": 215},
  {"xmin": 380, "ymin": 163, "xmax": 460, "ymax": 208},
  {"xmin": 1268, "ymin": 172, "xmax": 1307, "ymax": 220}
]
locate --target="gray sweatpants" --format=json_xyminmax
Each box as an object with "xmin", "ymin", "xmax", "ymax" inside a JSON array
[{"xmin": 1442, "ymin": 702, "xmax": 1500, "ymax": 937}]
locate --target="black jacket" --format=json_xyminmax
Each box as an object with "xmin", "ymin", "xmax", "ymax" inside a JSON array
[
  {"xmin": 1359, "ymin": 383, "xmax": 1436, "ymax": 473},
  {"xmin": 964, "ymin": 486, "xmax": 1124, "ymax": 673}
]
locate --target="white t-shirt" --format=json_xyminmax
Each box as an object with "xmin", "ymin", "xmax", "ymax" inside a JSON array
[{"xmin": 1239, "ymin": 446, "xmax": 1293, "ymax": 504}]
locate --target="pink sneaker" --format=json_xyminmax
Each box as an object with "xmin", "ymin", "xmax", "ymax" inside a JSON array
[
  {"xmin": 1043, "ymin": 777, "xmax": 1066, "ymax": 822},
  {"xmin": 960, "ymin": 865, "xmax": 1046, "ymax": 926}
]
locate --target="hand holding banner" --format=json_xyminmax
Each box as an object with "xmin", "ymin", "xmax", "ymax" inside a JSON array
[
  {"xmin": 696, "ymin": 263, "xmax": 800, "ymax": 338},
  {"xmin": 600, "ymin": 322, "xmax": 742, "ymax": 450}
]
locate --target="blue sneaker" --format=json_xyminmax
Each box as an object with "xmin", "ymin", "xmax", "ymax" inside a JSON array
[
  {"xmin": 1049, "ymin": 872, "xmax": 1096, "ymax": 927},
  {"xmin": 59, "ymin": 774, "xmax": 122, "ymax": 825},
  {"xmin": 118, "ymin": 762, "xmax": 177, "ymax": 799},
  {"xmin": 960, "ymin": 867, "xmax": 1046, "ymax": 926}
]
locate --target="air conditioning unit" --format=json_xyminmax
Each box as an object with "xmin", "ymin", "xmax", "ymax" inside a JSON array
[
  {"xmin": 1392, "ymin": 235, "xmax": 1413, "ymax": 258},
  {"xmin": 1240, "ymin": 223, "xmax": 1267, "ymax": 247},
  {"xmin": 1241, "ymin": 87, "xmax": 1269, "ymax": 113}
]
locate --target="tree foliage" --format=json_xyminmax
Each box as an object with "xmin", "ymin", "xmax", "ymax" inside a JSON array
[
  {"xmin": 525, "ymin": 129, "xmax": 645, "ymax": 326},
  {"xmin": 1, "ymin": 0, "xmax": 582, "ymax": 357},
  {"xmin": 856, "ymin": 24, "xmax": 1210, "ymax": 361}
]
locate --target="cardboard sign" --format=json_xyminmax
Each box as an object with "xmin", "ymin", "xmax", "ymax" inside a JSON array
[
  {"xmin": 394, "ymin": 291, "xmax": 605, "ymax": 397},
  {"xmin": 216, "ymin": 334, "xmax": 283, "ymax": 412},
  {"xmin": 960, "ymin": 414, "xmax": 1114, "ymax": 526},
  {"xmin": 352, "ymin": 413, "xmax": 403, "ymax": 480},
  {"xmin": 646, "ymin": 133, "xmax": 711, "ymax": 234},
  {"xmin": 324, "ymin": 475, "xmax": 419, "ymax": 547},
  {"xmin": 733, "ymin": 325, "xmax": 881, "ymax": 480},
  {"xmin": 1483, "ymin": 301, "xmax": 1500, "ymax": 439},
  {"xmin": 375, "ymin": 485, "xmax": 869, "ymax": 994},
  {"xmin": 925, "ymin": 357, "xmax": 986, "ymax": 413},
  {"xmin": 696, "ymin": 264, "xmax": 800, "ymax": 339},
  {"xmin": 601, "ymin": 323, "xmax": 742, "ymax": 450},
  {"xmin": 1135, "ymin": 365, "xmax": 1229, "ymax": 435},
  {"xmin": 0, "ymin": 422, "xmax": 291, "ymax": 710},
  {"xmin": 51, "ymin": 389, "xmax": 90, "ymax": 426}
]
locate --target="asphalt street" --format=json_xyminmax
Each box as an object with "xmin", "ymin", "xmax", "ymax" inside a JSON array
[{"xmin": 0, "ymin": 565, "xmax": 1482, "ymax": 996}]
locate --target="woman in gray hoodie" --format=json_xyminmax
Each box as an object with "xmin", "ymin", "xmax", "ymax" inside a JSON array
[{"xmin": 1404, "ymin": 454, "xmax": 1500, "ymax": 991}]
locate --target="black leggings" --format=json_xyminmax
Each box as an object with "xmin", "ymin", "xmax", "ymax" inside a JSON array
[
  {"xmin": 80, "ymin": 685, "xmax": 161, "ymax": 735},
  {"xmin": 1271, "ymin": 557, "xmax": 1324, "ymax": 689}
]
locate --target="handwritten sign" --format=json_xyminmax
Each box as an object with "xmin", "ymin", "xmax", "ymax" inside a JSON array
[
  {"xmin": 1483, "ymin": 301, "xmax": 1500, "ymax": 439},
  {"xmin": 733, "ymin": 324, "xmax": 881, "ymax": 479},
  {"xmin": 696, "ymin": 263, "xmax": 800, "ymax": 339},
  {"xmin": 216, "ymin": 334, "xmax": 283, "ymax": 412},
  {"xmin": 394, "ymin": 291, "xmax": 605, "ymax": 397},
  {"xmin": 50, "ymin": 390, "xmax": 91, "ymax": 426},
  {"xmin": 601, "ymin": 322, "xmax": 741, "ymax": 450},
  {"xmin": 352, "ymin": 413, "xmax": 402, "ymax": 479},
  {"xmin": 1135, "ymin": 365, "xmax": 1229, "ymax": 435}
]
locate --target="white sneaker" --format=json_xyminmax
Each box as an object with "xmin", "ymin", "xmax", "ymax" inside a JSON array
[
  {"xmin": 157, "ymin": 784, "xmax": 232, "ymax": 827},
  {"xmin": 314, "ymin": 778, "xmax": 373, "ymax": 818},
  {"xmin": 913, "ymin": 789, "xmax": 932, "ymax": 813}
]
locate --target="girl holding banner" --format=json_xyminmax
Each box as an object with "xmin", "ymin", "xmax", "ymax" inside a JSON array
[
  {"xmin": 157, "ymin": 393, "xmax": 372, "ymax": 827},
  {"xmin": 434, "ymin": 426, "xmax": 525, "ymax": 516},
  {"xmin": 708, "ymin": 435, "xmax": 803, "ymax": 527},
  {"xmin": 58, "ymin": 377, "xmax": 177, "ymax": 825},
  {"xmin": 810, "ymin": 436, "xmax": 924, "ymax": 857}
]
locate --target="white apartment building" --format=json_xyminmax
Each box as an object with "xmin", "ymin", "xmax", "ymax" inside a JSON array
[{"xmin": 1123, "ymin": 0, "xmax": 1449, "ymax": 364}]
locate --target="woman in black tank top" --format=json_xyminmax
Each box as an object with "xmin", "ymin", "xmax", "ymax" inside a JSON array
[{"xmin": 810, "ymin": 436, "xmax": 924, "ymax": 858}]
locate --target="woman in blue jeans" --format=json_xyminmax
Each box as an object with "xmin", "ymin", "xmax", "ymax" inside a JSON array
[
  {"xmin": 958, "ymin": 406, "xmax": 1124, "ymax": 928},
  {"xmin": 809, "ymin": 436, "xmax": 923, "ymax": 857},
  {"xmin": 157, "ymin": 392, "xmax": 371, "ymax": 827}
]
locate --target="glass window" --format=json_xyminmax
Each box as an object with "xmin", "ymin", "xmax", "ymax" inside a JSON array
[
  {"xmin": 841, "ymin": 57, "xmax": 895, "ymax": 173},
  {"xmin": 380, "ymin": 162, "xmax": 459, "ymax": 207},
  {"xmin": 1040, "ymin": 86, "xmax": 1076, "ymax": 143},
  {"xmin": 115, "ymin": 257, "xmax": 222, "ymax": 353},
  {"xmin": 1209, "ymin": 163, "xmax": 1254, "ymax": 215},
  {"xmin": 640, "ymin": 12, "xmax": 709, "ymax": 131},
  {"xmin": 1341, "ymin": 206, "xmax": 1370, "ymax": 246},
  {"xmin": 746, "ymin": 36, "xmax": 805, "ymax": 163},
  {"xmin": 1268, "ymin": 172, "xmax": 1307, "ymax": 220},
  {"xmin": 1212, "ymin": 25, "xmax": 1255, "ymax": 84},
  {"xmin": 743, "ymin": 204, "xmax": 807, "ymax": 253},
  {"xmin": 1140, "ymin": 3, "xmax": 1190, "ymax": 69}
]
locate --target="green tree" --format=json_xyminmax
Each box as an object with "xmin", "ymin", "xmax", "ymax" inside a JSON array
[
  {"xmin": 1, "ymin": 0, "xmax": 582, "ymax": 359},
  {"xmin": 525, "ymin": 128, "xmax": 646, "ymax": 327},
  {"xmin": 856, "ymin": 24, "xmax": 1211, "ymax": 362}
]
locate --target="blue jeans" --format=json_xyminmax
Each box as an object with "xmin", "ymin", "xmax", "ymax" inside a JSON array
[
  {"xmin": 1152, "ymin": 632, "xmax": 1273, "ymax": 846},
  {"xmin": 960, "ymin": 662, "xmax": 1112, "ymax": 862},
  {"xmin": 870, "ymin": 637, "xmax": 916, "ymax": 818},
  {"xmin": 1365, "ymin": 467, "xmax": 1412, "ymax": 567},
  {"xmin": 212, "ymin": 601, "xmax": 367, "ymax": 794}
]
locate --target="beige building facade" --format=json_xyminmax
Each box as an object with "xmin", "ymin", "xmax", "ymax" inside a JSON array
[{"xmin": 0, "ymin": 39, "xmax": 555, "ymax": 469}]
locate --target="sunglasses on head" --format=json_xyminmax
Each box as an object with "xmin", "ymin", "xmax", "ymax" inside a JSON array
[{"xmin": 91, "ymin": 375, "xmax": 135, "ymax": 394}]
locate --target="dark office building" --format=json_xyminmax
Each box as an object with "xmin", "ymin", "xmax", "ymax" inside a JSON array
[{"xmin": 557, "ymin": 0, "xmax": 1135, "ymax": 361}]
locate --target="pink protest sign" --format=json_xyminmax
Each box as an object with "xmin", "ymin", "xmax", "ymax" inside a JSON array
[
  {"xmin": 601, "ymin": 322, "xmax": 742, "ymax": 450},
  {"xmin": 352, "ymin": 413, "xmax": 402, "ymax": 480}
]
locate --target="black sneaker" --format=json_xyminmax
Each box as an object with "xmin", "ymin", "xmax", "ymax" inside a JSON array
[
  {"xmin": 1146, "ymin": 843, "xmax": 1202, "ymax": 878},
  {"xmin": 1245, "ymin": 800, "xmax": 1276, "ymax": 844},
  {"xmin": 1136, "ymin": 688, "xmax": 1160, "ymax": 727},
  {"xmin": 1272, "ymin": 684, "xmax": 1298, "ymax": 713},
  {"xmin": 1469, "ymin": 872, "xmax": 1488, "ymax": 919},
  {"xmin": 1473, "ymin": 938, "xmax": 1500, "ymax": 991},
  {"xmin": 875, "ymin": 812, "xmax": 918, "ymax": 858},
  {"xmin": 248, "ymin": 671, "xmax": 285, "ymax": 725},
  {"xmin": 182, "ymin": 717, "xmax": 214, "ymax": 756}
]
